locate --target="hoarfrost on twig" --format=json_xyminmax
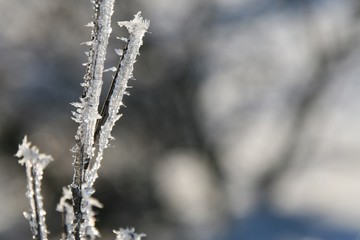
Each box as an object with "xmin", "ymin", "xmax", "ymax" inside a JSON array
[
  {"xmin": 17, "ymin": 1, "xmax": 150, "ymax": 239},
  {"xmin": 86, "ymin": 11, "xmax": 150, "ymax": 188},
  {"xmin": 68, "ymin": 4, "xmax": 149, "ymax": 240},
  {"xmin": 71, "ymin": 0, "xmax": 115, "ymax": 238},
  {"xmin": 16, "ymin": 136, "xmax": 53, "ymax": 240}
]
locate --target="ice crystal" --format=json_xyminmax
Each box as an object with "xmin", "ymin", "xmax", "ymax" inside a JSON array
[
  {"xmin": 85, "ymin": 22, "xmax": 95, "ymax": 28},
  {"xmin": 115, "ymin": 49, "xmax": 123, "ymax": 56},
  {"xmin": 113, "ymin": 228, "xmax": 146, "ymax": 240},
  {"xmin": 117, "ymin": 37, "xmax": 128, "ymax": 42},
  {"xmin": 104, "ymin": 66, "xmax": 117, "ymax": 72},
  {"xmin": 16, "ymin": 136, "xmax": 53, "ymax": 240},
  {"xmin": 81, "ymin": 41, "xmax": 94, "ymax": 46}
]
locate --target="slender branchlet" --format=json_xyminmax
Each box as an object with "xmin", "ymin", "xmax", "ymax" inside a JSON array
[
  {"xmin": 57, "ymin": 187, "xmax": 75, "ymax": 240},
  {"xmin": 71, "ymin": 0, "xmax": 115, "ymax": 238},
  {"xmin": 16, "ymin": 136, "xmax": 53, "ymax": 240},
  {"xmin": 70, "ymin": 0, "xmax": 149, "ymax": 237}
]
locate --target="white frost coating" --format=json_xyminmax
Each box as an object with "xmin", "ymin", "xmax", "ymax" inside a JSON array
[
  {"xmin": 113, "ymin": 228, "xmax": 146, "ymax": 240},
  {"xmin": 86, "ymin": 12, "xmax": 149, "ymax": 188},
  {"xmin": 16, "ymin": 136, "xmax": 53, "ymax": 240}
]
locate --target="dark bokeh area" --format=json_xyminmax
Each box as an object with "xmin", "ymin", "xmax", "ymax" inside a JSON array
[{"xmin": 1, "ymin": 0, "xmax": 360, "ymax": 239}]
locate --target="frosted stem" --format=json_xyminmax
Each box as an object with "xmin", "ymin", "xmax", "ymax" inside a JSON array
[
  {"xmin": 71, "ymin": 0, "xmax": 115, "ymax": 239},
  {"xmin": 67, "ymin": 3, "xmax": 148, "ymax": 239},
  {"xmin": 87, "ymin": 12, "xmax": 150, "ymax": 188},
  {"xmin": 57, "ymin": 187, "xmax": 75, "ymax": 240},
  {"xmin": 16, "ymin": 136, "xmax": 53, "ymax": 240}
]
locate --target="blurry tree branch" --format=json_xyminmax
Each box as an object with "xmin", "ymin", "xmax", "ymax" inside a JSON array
[{"xmin": 258, "ymin": 1, "xmax": 360, "ymax": 203}]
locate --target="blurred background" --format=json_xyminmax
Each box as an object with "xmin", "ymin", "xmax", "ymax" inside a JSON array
[{"xmin": 1, "ymin": 0, "xmax": 360, "ymax": 239}]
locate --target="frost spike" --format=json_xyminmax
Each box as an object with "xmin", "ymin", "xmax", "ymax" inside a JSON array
[
  {"xmin": 81, "ymin": 41, "xmax": 93, "ymax": 46},
  {"xmin": 116, "ymin": 37, "xmax": 128, "ymax": 42},
  {"xmin": 85, "ymin": 22, "xmax": 95, "ymax": 28},
  {"xmin": 104, "ymin": 67, "xmax": 117, "ymax": 72}
]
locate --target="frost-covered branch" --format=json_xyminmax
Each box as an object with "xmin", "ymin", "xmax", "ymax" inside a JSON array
[
  {"xmin": 71, "ymin": 0, "xmax": 115, "ymax": 238},
  {"xmin": 16, "ymin": 136, "xmax": 53, "ymax": 240},
  {"xmin": 16, "ymin": 1, "xmax": 149, "ymax": 239},
  {"xmin": 70, "ymin": 2, "xmax": 149, "ymax": 239},
  {"xmin": 71, "ymin": 10, "xmax": 148, "ymax": 239},
  {"xmin": 86, "ymin": 11, "xmax": 149, "ymax": 188},
  {"xmin": 113, "ymin": 228, "xmax": 146, "ymax": 240}
]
